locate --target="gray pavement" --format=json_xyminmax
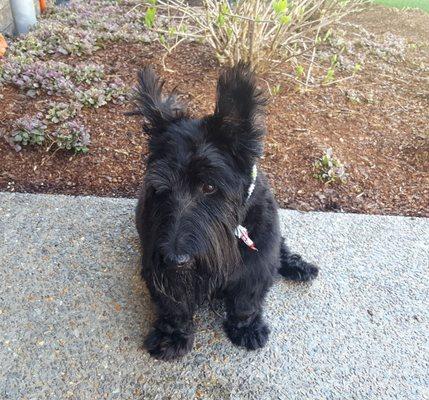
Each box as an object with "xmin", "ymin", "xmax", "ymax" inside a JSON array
[{"xmin": 0, "ymin": 192, "xmax": 428, "ymax": 400}]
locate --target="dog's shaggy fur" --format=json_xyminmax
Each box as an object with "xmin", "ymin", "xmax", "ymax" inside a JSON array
[{"xmin": 133, "ymin": 63, "xmax": 319, "ymax": 360}]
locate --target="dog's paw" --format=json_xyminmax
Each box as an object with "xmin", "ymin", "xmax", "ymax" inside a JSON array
[
  {"xmin": 144, "ymin": 325, "xmax": 194, "ymax": 361},
  {"xmin": 279, "ymin": 261, "xmax": 319, "ymax": 282},
  {"xmin": 223, "ymin": 316, "xmax": 270, "ymax": 350}
]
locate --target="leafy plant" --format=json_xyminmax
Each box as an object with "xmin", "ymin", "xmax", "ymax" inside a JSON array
[
  {"xmin": 73, "ymin": 64, "xmax": 105, "ymax": 84},
  {"xmin": 75, "ymin": 79, "xmax": 129, "ymax": 108},
  {"xmin": 4, "ymin": 115, "xmax": 47, "ymax": 151},
  {"xmin": 75, "ymin": 87, "xmax": 108, "ymax": 108},
  {"xmin": 52, "ymin": 121, "xmax": 90, "ymax": 154},
  {"xmin": 8, "ymin": 61, "xmax": 75, "ymax": 97},
  {"xmin": 46, "ymin": 102, "xmax": 81, "ymax": 124},
  {"xmin": 314, "ymin": 148, "xmax": 347, "ymax": 184},
  {"xmin": 104, "ymin": 79, "xmax": 130, "ymax": 104},
  {"xmin": 9, "ymin": 35, "xmax": 44, "ymax": 57},
  {"xmin": 35, "ymin": 24, "xmax": 100, "ymax": 56},
  {"xmin": 323, "ymin": 54, "xmax": 339, "ymax": 84}
]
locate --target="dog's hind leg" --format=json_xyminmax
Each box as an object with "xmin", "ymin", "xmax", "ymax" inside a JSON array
[{"xmin": 278, "ymin": 238, "xmax": 319, "ymax": 282}]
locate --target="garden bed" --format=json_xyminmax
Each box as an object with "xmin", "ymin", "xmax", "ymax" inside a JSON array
[{"xmin": 0, "ymin": 2, "xmax": 428, "ymax": 217}]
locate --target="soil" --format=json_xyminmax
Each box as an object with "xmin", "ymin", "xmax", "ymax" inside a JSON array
[{"xmin": 1, "ymin": 5, "xmax": 428, "ymax": 217}]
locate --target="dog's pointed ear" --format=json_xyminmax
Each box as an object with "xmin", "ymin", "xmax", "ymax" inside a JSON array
[
  {"xmin": 131, "ymin": 66, "xmax": 186, "ymax": 133},
  {"xmin": 209, "ymin": 62, "xmax": 267, "ymax": 166}
]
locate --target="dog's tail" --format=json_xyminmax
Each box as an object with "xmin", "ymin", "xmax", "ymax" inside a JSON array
[{"xmin": 278, "ymin": 238, "xmax": 319, "ymax": 282}]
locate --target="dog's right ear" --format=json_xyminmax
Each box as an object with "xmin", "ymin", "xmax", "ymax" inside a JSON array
[{"xmin": 128, "ymin": 66, "xmax": 186, "ymax": 133}]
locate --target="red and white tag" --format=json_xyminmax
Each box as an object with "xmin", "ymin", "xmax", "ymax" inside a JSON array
[{"xmin": 234, "ymin": 225, "xmax": 258, "ymax": 251}]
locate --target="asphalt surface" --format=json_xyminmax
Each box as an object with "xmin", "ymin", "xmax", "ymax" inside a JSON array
[{"xmin": 0, "ymin": 192, "xmax": 428, "ymax": 400}]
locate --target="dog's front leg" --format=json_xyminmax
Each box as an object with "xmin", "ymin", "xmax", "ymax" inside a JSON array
[
  {"xmin": 144, "ymin": 267, "xmax": 196, "ymax": 361},
  {"xmin": 223, "ymin": 262, "xmax": 273, "ymax": 350}
]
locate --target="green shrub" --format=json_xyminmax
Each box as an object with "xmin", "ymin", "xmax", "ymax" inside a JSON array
[
  {"xmin": 145, "ymin": 0, "xmax": 365, "ymax": 72},
  {"xmin": 314, "ymin": 148, "xmax": 347, "ymax": 184}
]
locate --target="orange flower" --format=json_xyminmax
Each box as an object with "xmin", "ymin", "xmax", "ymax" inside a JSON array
[
  {"xmin": 0, "ymin": 34, "xmax": 7, "ymax": 57},
  {"xmin": 40, "ymin": 0, "xmax": 47, "ymax": 13}
]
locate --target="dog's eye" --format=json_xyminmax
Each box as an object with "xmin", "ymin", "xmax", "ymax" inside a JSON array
[
  {"xmin": 201, "ymin": 183, "xmax": 216, "ymax": 194},
  {"xmin": 153, "ymin": 186, "xmax": 169, "ymax": 196}
]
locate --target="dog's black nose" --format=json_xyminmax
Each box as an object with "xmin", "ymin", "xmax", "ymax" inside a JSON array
[
  {"xmin": 176, "ymin": 254, "xmax": 191, "ymax": 265},
  {"xmin": 164, "ymin": 254, "xmax": 191, "ymax": 267}
]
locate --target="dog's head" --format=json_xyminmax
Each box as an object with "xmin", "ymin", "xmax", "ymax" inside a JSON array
[{"xmin": 134, "ymin": 62, "xmax": 266, "ymax": 271}]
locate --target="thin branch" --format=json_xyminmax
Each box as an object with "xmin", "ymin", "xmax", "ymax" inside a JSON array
[{"xmin": 305, "ymin": 24, "xmax": 322, "ymax": 86}]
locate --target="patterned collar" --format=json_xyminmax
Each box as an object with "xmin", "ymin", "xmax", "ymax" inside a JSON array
[
  {"xmin": 246, "ymin": 164, "xmax": 258, "ymax": 201},
  {"xmin": 234, "ymin": 164, "xmax": 258, "ymax": 251}
]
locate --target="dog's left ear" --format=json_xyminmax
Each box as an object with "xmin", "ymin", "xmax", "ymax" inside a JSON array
[{"xmin": 208, "ymin": 61, "xmax": 267, "ymax": 167}]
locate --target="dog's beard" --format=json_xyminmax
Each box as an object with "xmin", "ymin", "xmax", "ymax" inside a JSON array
[
  {"xmin": 196, "ymin": 213, "xmax": 242, "ymax": 291},
  {"xmin": 146, "ymin": 198, "xmax": 243, "ymax": 304},
  {"xmin": 193, "ymin": 221, "xmax": 242, "ymax": 306}
]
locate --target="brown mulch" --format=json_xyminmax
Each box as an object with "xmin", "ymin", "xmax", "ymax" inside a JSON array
[{"xmin": 1, "ymin": 5, "xmax": 428, "ymax": 217}]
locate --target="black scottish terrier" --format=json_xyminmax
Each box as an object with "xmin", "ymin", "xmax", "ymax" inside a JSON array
[{"xmin": 133, "ymin": 62, "xmax": 318, "ymax": 361}]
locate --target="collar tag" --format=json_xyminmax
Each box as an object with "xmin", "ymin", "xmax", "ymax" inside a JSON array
[{"xmin": 234, "ymin": 225, "xmax": 258, "ymax": 251}]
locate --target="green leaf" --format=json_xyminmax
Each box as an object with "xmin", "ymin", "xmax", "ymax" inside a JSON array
[
  {"xmin": 144, "ymin": 7, "xmax": 156, "ymax": 28},
  {"xmin": 295, "ymin": 65, "xmax": 304, "ymax": 77},
  {"xmin": 273, "ymin": 0, "xmax": 288, "ymax": 15},
  {"xmin": 217, "ymin": 13, "xmax": 226, "ymax": 27},
  {"xmin": 168, "ymin": 27, "xmax": 176, "ymax": 37},
  {"xmin": 279, "ymin": 14, "xmax": 291, "ymax": 25},
  {"xmin": 217, "ymin": 3, "xmax": 229, "ymax": 27},
  {"xmin": 220, "ymin": 3, "xmax": 229, "ymax": 14}
]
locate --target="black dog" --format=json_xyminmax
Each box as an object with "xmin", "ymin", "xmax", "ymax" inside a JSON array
[{"xmin": 133, "ymin": 62, "xmax": 318, "ymax": 361}]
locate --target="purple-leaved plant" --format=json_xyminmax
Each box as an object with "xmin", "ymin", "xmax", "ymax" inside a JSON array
[
  {"xmin": 46, "ymin": 102, "xmax": 82, "ymax": 124},
  {"xmin": 4, "ymin": 115, "xmax": 47, "ymax": 152},
  {"xmin": 104, "ymin": 78, "xmax": 131, "ymax": 104},
  {"xmin": 75, "ymin": 78, "xmax": 130, "ymax": 108},
  {"xmin": 74, "ymin": 63, "xmax": 105, "ymax": 84},
  {"xmin": 52, "ymin": 121, "xmax": 90, "ymax": 154},
  {"xmin": 9, "ymin": 61, "xmax": 75, "ymax": 97}
]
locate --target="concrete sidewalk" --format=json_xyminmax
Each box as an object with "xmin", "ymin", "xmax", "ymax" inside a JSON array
[{"xmin": 0, "ymin": 192, "xmax": 428, "ymax": 400}]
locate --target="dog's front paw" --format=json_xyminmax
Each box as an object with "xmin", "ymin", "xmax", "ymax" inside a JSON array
[
  {"xmin": 224, "ymin": 315, "xmax": 270, "ymax": 350},
  {"xmin": 144, "ymin": 324, "xmax": 194, "ymax": 361}
]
